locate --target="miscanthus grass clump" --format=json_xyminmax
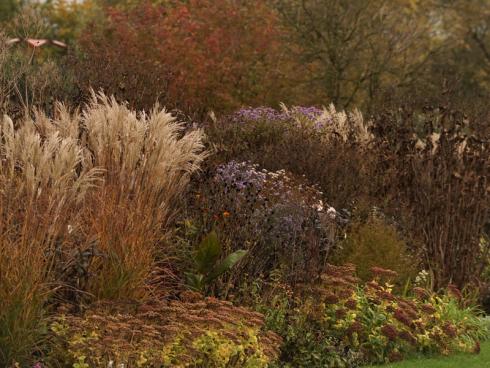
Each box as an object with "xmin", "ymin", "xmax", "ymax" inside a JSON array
[{"xmin": 0, "ymin": 93, "xmax": 206, "ymax": 366}]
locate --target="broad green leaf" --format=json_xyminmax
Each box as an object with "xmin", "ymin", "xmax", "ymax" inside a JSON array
[
  {"xmin": 195, "ymin": 230, "xmax": 221, "ymax": 274},
  {"xmin": 206, "ymin": 249, "xmax": 247, "ymax": 283}
]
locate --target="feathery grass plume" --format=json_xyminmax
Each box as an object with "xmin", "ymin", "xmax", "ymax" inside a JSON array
[
  {"xmin": 0, "ymin": 93, "xmax": 206, "ymax": 364},
  {"xmin": 80, "ymin": 92, "xmax": 207, "ymax": 300},
  {"xmin": 0, "ymin": 113, "xmax": 102, "ymax": 366},
  {"xmin": 286, "ymin": 103, "xmax": 373, "ymax": 144}
]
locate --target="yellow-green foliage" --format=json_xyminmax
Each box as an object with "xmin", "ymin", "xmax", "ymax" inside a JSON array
[
  {"xmin": 299, "ymin": 264, "xmax": 487, "ymax": 364},
  {"xmin": 47, "ymin": 292, "xmax": 281, "ymax": 367},
  {"xmin": 339, "ymin": 218, "xmax": 416, "ymax": 283}
]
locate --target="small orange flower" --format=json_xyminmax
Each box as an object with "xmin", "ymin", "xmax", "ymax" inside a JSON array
[{"xmin": 223, "ymin": 211, "xmax": 231, "ymax": 217}]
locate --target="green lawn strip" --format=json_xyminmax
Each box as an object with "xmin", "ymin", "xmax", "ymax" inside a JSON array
[{"xmin": 366, "ymin": 341, "xmax": 490, "ymax": 368}]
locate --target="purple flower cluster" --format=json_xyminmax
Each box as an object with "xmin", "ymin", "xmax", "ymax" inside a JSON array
[
  {"xmin": 291, "ymin": 106, "xmax": 334, "ymax": 130},
  {"xmin": 215, "ymin": 161, "xmax": 337, "ymax": 215},
  {"xmin": 215, "ymin": 161, "xmax": 267, "ymax": 191},
  {"xmin": 215, "ymin": 161, "xmax": 302, "ymax": 205},
  {"xmin": 290, "ymin": 106, "xmax": 324, "ymax": 120},
  {"xmin": 204, "ymin": 160, "xmax": 346, "ymax": 279},
  {"xmin": 231, "ymin": 106, "xmax": 328, "ymax": 127},
  {"xmin": 232, "ymin": 107, "xmax": 288, "ymax": 123}
]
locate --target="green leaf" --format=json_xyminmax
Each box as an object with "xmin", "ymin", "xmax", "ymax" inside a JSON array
[
  {"xmin": 185, "ymin": 272, "xmax": 204, "ymax": 291},
  {"xmin": 195, "ymin": 230, "xmax": 221, "ymax": 274},
  {"xmin": 205, "ymin": 249, "xmax": 248, "ymax": 283}
]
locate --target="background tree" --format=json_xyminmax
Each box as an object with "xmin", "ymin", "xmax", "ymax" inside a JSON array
[
  {"xmin": 41, "ymin": 0, "xmax": 104, "ymax": 45},
  {"xmin": 271, "ymin": 0, "xmax": 444, "ymax": 109},
  {"xmin": 371, "ymin": 0, "xmax": 490, "ymax": 122},
  {"xmin": 74, "ymin": 0, "xmax": 294, "ymax": 115},
  {"xmin": 437, "ymin": 0, "xmax": 490, "ymax": 102},
  {"xmin": 0, "ymin": 0, "xmax": 23, "ymax": 22}
]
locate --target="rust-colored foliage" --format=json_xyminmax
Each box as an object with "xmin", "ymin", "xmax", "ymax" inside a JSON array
[
  {"xmin": 48, "ymin": 292, "xmax": 282, "ymax": 366},
  {"xmin": 75, "ymin": 0, "xmax": 288, "ymax": 115}
]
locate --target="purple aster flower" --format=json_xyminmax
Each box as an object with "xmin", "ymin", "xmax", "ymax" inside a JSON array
[{"xmin": 230, "ymin": 105, "xmax": 332, "ymax": 131}]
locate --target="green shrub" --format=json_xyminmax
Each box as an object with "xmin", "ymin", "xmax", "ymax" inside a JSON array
[
  {"xmin": 314, "ymin": 265, "xmax": 486, "ymax": 363},
  {"xmin": 185, "ymin": 230, "xmax": 247, "ymax": 292},
  {"xmin": 245, "ymin": 271, "xmax": 365, "ymax": 368},
  {"xmin": 337, "ymin": 217, "xmax": 417, "ymax": 284}
]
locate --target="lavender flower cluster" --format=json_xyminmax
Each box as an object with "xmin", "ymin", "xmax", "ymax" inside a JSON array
[
  {"xmin": 215, "ymin": 161, "xmax": 291, "ymax": 203},
  {"xmin": 212, "ymin": 160, "xmax": 345, "ymax": 279},
  {"xmin": 215, "ymin": 161, "xmax": 267, "ymax": 191},
  {"xmin": 214, "ymin": 160, "xmax": 339, "ymax": 217},
  {"xmin": 291, "ymin": 106, "xmax": 325, "ymax": 121},
  {"xmin": 231, "ymin": 106, "xmax": 331, "ymax": 129},
  {"xmin": 232, "ymin": 107, "xmax": 287, "ymax": 123}
]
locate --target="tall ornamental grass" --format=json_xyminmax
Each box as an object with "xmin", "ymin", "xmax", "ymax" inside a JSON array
[
  {"xmin": 0, "ymin": 93, "xmax": 206, "ymax": 366},
  {"xmin": 0, "ymin": 113, "xmax": 101, "ymax": 365}
]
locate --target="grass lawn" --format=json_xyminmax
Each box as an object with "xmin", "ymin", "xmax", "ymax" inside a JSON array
[{"xmin": 366, "ymin": 341, "xmax": 490, "ymax": 368}]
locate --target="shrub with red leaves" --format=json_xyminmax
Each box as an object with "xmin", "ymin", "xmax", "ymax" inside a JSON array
[{"xmin": 75, "ymin": 0, "xmax": 289, "ymax": 115}]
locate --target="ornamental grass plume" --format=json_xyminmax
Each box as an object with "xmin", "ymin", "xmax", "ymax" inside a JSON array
[
  {"xmin": 0, "ymin": 113, "xmax": 102, "ymax": 366},
  {"xmin": 0, "ymin": 92, "xmax": 207, "ymax": 365},
  {"xmin": 78, "ymin": 92, "xmax": 207, "ymax": 300}
]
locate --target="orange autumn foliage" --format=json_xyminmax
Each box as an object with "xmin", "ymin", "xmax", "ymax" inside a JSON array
[{"xmin": 75, "ymin": 0, "xmax": 291, "ymax": 115}]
